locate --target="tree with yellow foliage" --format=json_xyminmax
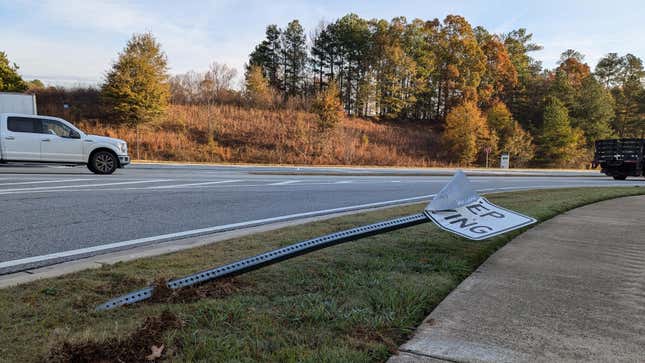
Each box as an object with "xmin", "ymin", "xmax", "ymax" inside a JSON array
[
  {"xmin": 312, "ymin": 80, "xmax": 345, "ymax": 131},
  {"xmin": 486, "ymin": 101, "xmax": 535, "ymax": 166},
  {"xmin": 443, "ymin": 100, "xmax": 493, "ymax": 165},
  {"xmin": 244, "ymin": 64, "xmax": 274, "ymax": 107}
]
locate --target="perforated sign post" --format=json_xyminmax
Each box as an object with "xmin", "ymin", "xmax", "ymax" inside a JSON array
[{"xmin": 97, "ymin": 170, "xmax": 537, "ymax": 310}]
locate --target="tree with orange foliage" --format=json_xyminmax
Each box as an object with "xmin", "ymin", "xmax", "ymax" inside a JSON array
[
  {"xmin": 474, "ymin": 27, "xmax": 518, "ymax": 109},
  {"xmin": 443, "ymin": 100, "xmax": 493, "ymax": 165},
  {"xmin": 556, "ymin": 49, "xmax": 591, "ymax": 88}
]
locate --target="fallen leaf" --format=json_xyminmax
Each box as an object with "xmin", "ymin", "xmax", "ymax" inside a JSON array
[{"xmin": 146, "ymin": 344, "xmax": 164, "ymax": 361}]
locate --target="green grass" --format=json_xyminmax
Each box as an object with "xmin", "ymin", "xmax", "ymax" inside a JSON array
[{"xmin": 0, "ymin": 187, "xmax": 643, "ymax": 362}]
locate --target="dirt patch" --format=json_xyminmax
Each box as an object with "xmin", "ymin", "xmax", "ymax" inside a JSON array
[
  {"xmin": 148, "ymin": 277, "xmax": 248, "ymax": 304},
  {"xmin": 93, "ymin": 274, "xmax": 148, "ymax": 295},
  {"xmin": 46, "ymin": 310, "xmax": 183, "ymax": 362},
  {"xmin": 348, "ymin": 326, "xmax": 400, "ymax": 354}
]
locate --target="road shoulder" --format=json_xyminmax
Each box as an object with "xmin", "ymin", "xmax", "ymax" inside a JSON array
[
  {"xmin": 0, "ymin": 202, "xmax": 425, "ymax": 288},
  {"xmin": 389, "ymin": 195, "xmax": 645, "ymax": 362}
]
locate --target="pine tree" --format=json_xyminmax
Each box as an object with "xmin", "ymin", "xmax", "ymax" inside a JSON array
[
  {"xmin": 403, "ymin": 18, "xmax": 438, "ymax": 120},
  {"xmin": 249, "ymin": 25, "xmax": 283, "ymax": 90},
  {"xmin": 101, "ymin": 33, "xmax": 170, "ymax": 125},
  {"xmin": 281, "ymin": 20, "xmax": 307, "ymax": 97},
  {"xmin": 595, "ymin": 53, "xmax": 645, "ymax": 137},
  {"xmin": 537, "ymin": 97, "xmax": 585, "ymax": 167},
  {"xmin": 0, "ymin": 51, "xmax": 27, "ymax": 92},
  {"xmin": 376, "ymin": 18, "xmax": 417, "ymax": 119},
  {"xmin": 310, "ymin": 22, "xmax": 334, "ymax": 91},
  {"xmin": 572, "ymin": 76, "xmax": 615, "ymax": 145},
  {"xmin": 594, "ymin": 53, "xmax": 623, "ymax": 88},
  {"xmin": 333, "ymin": 14, "xmax": 371, "ymax": 115},
  {"xmin": 434, "ymin": 15, "xmax": 486, "ymax": 119},
  {"xmin": 500, "ymin": 28, "xmax": 543, "ymax": 129}
]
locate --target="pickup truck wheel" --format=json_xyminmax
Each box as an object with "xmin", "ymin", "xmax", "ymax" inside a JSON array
[
  {"xmin": 89, "ymin": 151, "xmax": 117, "ymax": 175},
  {"xmin": 613, "ymin": 175, "xmax": 627, "ymax": 180}
]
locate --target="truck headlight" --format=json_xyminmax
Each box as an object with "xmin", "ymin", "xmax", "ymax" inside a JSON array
[{"xmin": 119, "ymin": 142, "xmax": 128, "ymax": 154}]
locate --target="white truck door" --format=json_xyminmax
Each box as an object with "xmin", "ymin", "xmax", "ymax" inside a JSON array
[
  {"xmin": 3, "ymin": 116, "xmax": 42, "ymax": 161},
  {"xmin": 40, "ymin": 119, "xmax": 83, "ymax": 162}
]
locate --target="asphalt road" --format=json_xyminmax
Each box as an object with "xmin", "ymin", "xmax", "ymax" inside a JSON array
[{"xmin": 0, "ymin": 163, "xmax": 643, "ymax": 273}]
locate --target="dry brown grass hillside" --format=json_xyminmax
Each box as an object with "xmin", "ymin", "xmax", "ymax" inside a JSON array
[{"xmin": 75, "ymin": 105, "xmax": 439, "ymax": 166}]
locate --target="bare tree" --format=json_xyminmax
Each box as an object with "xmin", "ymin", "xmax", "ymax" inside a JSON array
[
  {"xmin": 169, "ymin": 71, "xmax": 203, "ymax": 104},
  {"xmin": 197, "ymin": 63, "xmax": 237, "ymax": 145},
  {"xmin": 169, "ymin": 62, "xmax": 237, "ymax": 105},
  {"xmin": 200, "ymin": 62, "xmax": 237, "ymax": 103}
]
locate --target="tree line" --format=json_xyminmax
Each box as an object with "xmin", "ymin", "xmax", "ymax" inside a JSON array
[
  {"xmin": 246, "ymin": 14, "xmax": 645, "ymax": 166},
  {"xmin": 1, "ymin": 13, "xmax": 644, "ymax": 168}
]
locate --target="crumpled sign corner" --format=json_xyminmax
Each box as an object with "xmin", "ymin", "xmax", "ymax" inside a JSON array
[{"xmin": 425, "ymin": 170, "xmax": 479, "ymax": 212}]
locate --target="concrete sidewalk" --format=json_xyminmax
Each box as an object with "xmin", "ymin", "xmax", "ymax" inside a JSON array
[{"xmin": 390, "ymin": 195, "xmax": 645, "ymax": 362}]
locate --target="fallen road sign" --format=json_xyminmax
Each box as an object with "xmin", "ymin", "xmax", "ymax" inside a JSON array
[
  {"xmin": 424, "ymin": 170, "xmax": 536, "ymax": 240},
  {"xmin": 97, "ymin": 170, "xmax": 537, "ymax": 310},
  {"xmin": 424, "ymin": 197, "xmax": 536, "ymax": 240}
]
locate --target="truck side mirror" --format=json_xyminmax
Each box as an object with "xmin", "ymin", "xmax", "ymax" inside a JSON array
[{"xmin": 70, "ymin": 130, "xmax": 81, "ymax": 139}]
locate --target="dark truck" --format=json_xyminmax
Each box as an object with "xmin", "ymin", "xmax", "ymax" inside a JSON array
[{"xmin": 593, "ymin": 138, "xmax": 645, "ymax": 180}]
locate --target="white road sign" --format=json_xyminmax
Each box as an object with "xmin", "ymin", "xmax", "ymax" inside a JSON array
[
  {"xmin": 424, "ymin": 197, "xmax": 536, "ymax": 240},
  {"xmin": 425, "ymin": 170, "xmax": 536, "ymax": 240}
]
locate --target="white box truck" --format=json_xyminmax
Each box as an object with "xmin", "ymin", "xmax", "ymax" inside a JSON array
[
  {"xmin": 0, "ymin": 93, "xmax": 130, "ymax": 174},
  {"xmin": 0, "ymin": 92, "xmax": 37, "ymax": 115}
]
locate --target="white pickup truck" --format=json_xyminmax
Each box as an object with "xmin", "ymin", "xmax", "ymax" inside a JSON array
[{"xmin": 0, "ymin": 113, "xmax": 130, "ymax": 174}]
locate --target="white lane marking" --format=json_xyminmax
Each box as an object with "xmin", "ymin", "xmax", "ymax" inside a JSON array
[
  {"xmin": 1, "ymin": 182, "xmax": 642, "ymax": 270},
  {"xmin": 146, "ymin": 179, "xmax": 243, "ymax": 189},
  {"xmin": 268, "ymin": 180, "xmax": 302, "ymax": 186},
  {"xmin": 0, "ymin": 193, "xmax": 439, "ymax": 270},
  {"xmin": 0, "ymin": 179, "xmax": 172, "ymax": 194},
  {"xmin": 391, "ymin": 180, "xmax": 401, "ymax": 183},
  {"xmin": 335, "ymin": 180, "xmax": 354, "ymax": 184},
  {"xmin": 0, "ymin": 178, "xmax": 96, "ymax": 187}
]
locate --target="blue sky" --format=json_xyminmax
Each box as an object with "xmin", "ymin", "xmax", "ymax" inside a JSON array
[{"xmin": 1, "ymin": 0, "xmax": 644, "ymax": 87}]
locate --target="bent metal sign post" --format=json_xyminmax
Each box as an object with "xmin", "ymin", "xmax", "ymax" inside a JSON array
[
  {"xmin": 424, "ymin": 170, "xmax": 536, "ymax": 240},
  {"xmin": 98, "ymin": 170, "xmax": 537, "ymax": 310}
]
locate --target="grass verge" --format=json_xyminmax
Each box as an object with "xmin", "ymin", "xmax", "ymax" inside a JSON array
[{"xmin": 1, "ymin": 187, "xmax": 643, "ymax": 362}]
